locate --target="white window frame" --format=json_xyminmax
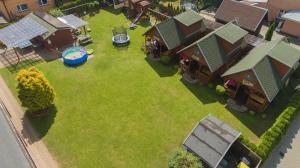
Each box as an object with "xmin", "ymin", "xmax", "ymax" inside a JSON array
[
  {"xmin": 17, "ymin": 4, "xmax": 29, "ymax": 12},
  {"xmin": 38, "ymin": 0, "xmax": 48, "ymax": 6}
]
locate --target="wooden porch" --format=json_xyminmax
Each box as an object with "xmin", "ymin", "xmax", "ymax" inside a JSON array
[{"xmin": 224, "ymin": 80, "xmax": 268, "ymax": 112}]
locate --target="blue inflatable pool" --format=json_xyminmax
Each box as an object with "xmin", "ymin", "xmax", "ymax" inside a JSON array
[{"xmin": 62, "ymin": 47, "xmax": 88, "ymax": 66}]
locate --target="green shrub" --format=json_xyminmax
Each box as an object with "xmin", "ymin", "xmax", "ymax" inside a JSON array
[
  {"xmin": 168, "ymin": 149, "xmax": 203, "ymax": 168},
  {"xmin": 215, "ymin": 85, "xmax": 225, "ymax": 95},
  {"xmin": 249, "ymin": 110, "xmax": 256, "ymax": 116},
  {"xmin": 48, "ymin": 8, "xmax": 64, "ymax": 17},
  {"xmin": 16, "ymin": 67, "xmax": 55, "ymax": 114},
  {"xmin": 265, "ymin": 22, "xmax": 275, "ymax": 41},
  {"xmin": 208, "ymin": 83, "xmax": 214, "ymax": 89},
  {"xmin": 160, "ymin": 55, "xmax": 172, "ymax": 65}
]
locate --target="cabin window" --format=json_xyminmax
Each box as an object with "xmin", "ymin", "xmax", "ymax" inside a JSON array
[
  {"xmin": 39, "ymin": 0, "xmax": 48, "ymax": 6},
  {"xmin": 17, "ymin": 4, "xmax": 28, "ymax": 12}
]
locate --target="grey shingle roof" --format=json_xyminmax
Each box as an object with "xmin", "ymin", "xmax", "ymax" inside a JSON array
[
  {"xmin": 174, "ymin": 10, "xmax": 204, "ymax": 26},
  {"xmin": 183, "ymin": 115, "xmax": 241, "ymax": 168}
]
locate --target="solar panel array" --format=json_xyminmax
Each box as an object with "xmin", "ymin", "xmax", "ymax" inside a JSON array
[
  {"xmin": 0, "ymin": 17, "xmax": 48, "ymax": 48},
  {"xmin": 58, "ymin": 15, "xmax": 87, "ymax": 29}
]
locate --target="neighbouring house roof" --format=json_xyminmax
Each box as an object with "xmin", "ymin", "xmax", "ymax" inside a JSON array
[
  {"xmin": 222, "ymin": 39, "xmax": 300, "ymax": 101},
  {"xmin": 215, "ymin": 0, "xmax": 267, "ymax": 33},
  {"xmin": 58, "ymin": 14, "xmax": 87, "ymax": 29},
  {"xmin": 281, "ymin": 10, "xmax": 300, "ymax": 23},
  {"xmin": 0, "ymin": 17, "xmax": 48, "ymax": 48},
  {"xmin": 174, "ymin": 10, "xmax": 204, "ymax": 26},
  {"xmin": 155, "ymin": 18, "xmax": 184, "ymax": 50},
  {"xmin": 179, "ymin": 22, "xmax": 247, "ymax": 72},
  {"xmin": 183, "ymin": 115, "xmax": 241, "ymax": 168}
]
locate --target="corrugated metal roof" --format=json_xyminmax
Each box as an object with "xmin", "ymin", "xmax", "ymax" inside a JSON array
[
  {"xmin": 183, "ymin": 115, "xmax": 241, "ymax": 168},
  {"xmin": 174, "ymin": 10, "xmax": 203, "ymax": 26},
  {"xmin": 25, "ymin": 13, "xmax": 57, "ymax": 39},
  {"xmin": 0, "ymin": 17, "xmax": 48, "ymax": 48},
  {"xmin": 58, "ymin": 14, "xmax": 87, "ymax": 29}
]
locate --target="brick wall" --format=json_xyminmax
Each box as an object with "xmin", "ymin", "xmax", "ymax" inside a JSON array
[{"xmin": 0, "ymin": 0, "xmax": 55, "ymax": 20}]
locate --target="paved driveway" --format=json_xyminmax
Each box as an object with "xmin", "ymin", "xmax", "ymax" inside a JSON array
[
  {"xmin": 0, "ymin": 103, "xmax": 32, "ymax": 168},
  {"xmin": 262, "ymin": 111, "xmax": 300, "ymax": 168}
]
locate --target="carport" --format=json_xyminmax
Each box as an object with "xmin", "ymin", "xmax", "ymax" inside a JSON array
[{"xmin": 0, "ymin": 16, "xmax": 48, "ymax": 63}]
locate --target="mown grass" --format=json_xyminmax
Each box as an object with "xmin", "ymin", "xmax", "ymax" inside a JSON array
[{"xmin": 0, "ymin": 8, "xmax": 286, "ymax": 168}]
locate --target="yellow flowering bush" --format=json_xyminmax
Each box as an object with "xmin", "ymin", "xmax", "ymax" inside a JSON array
[{"xmin": 16, "ymin": 67, "xmax": 55, "ymax": 114}]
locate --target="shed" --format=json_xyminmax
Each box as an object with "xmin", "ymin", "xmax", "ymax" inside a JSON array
[
  {"xmin": 183, "ymin": 115, "xmax": 241, "ymax": 168},
  {"xmin": 215, "ymin": 0, "xmax": 267, "ymax": 34}
]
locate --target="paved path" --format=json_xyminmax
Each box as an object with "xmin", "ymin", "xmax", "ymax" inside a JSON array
[
  {"xmin": 262, "ymin": 111, "xmax": 300, "ymax": 168},
  {"xmin": 0, "ymin": 103, "xmax": 33, "ymax": 168},
  {"xmin": 0, "ymin": 76, "xmax": 59, "ymax": 168}
]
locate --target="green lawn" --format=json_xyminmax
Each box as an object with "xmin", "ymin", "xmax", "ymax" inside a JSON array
[{"xmin": 0, "ymin": 8, "xmax": 289, "ymax": 168}]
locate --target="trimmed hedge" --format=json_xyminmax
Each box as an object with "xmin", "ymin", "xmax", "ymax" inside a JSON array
[{"xmin": 241, "ymin": 89, "xmax": 300, "ymax": 160}]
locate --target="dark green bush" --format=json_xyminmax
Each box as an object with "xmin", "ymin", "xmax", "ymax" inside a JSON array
[
  {"xmin": 265, "ymin": 22, "xmax": 275, "ymax": 41},
  {"xmin": 249, "ymin": 110, "xmax": 256, "ymax": 116},
  {"xmin": 160, "ymin": 55, "xmax": 172, "ymax": 65},
  {"xmin": 168, "ymin": 148, "xmax": 203, "ymax": 168},
  {"xmin": 208, "ymin": 83, "xmax": 214, "ymax": 89}
]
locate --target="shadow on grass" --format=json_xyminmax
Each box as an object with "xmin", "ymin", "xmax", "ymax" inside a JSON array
[
  {"xmin": 21, "ymin": 105, "xmax": 57, "ymax": 143},
  {"xmin": 145, "ymin": 56, "xmax": 178, "ymax": 77},
  {"xmin": 227, "ymin": 86, "xmax": 294, "ymax": 138},
  {"xmin": 5, "ymin": 59, "xmax": 44, "ymax": 73},
  {"xmin": 102, "ymin": 6, "xmax": 125, "ymax": 16},
  {"xmin": 180, "ymin": 78, "xmax": 224, "ymax": 104}
]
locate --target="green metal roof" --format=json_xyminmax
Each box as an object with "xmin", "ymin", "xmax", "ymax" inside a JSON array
[
  {"xmin": 269, "ymin": 41, "xmax": 300, "ymax": 68},
  {"xmin": 215, "ymin": 22, "xmax": 248, "ymax": 44},
  {"xmin": 222, "ymin": 39, "xmax": 300, "ymax": 102},
  {"xmin": 254, "ymin": 57, "xmax": 282, "ymax": 101},
  {"xmin": 197, "ymin": 35, "xmax": 226, "ymax": 72},
  {"xmin": 222, "ymin": 39, "xmax": 300, "ymax": 76},
  {"xmin": 156, "ymin": 18, "xmax": 184, "ymax": 50},
  {"xmin": 180, "ymin": 22, "xmax": 247, "ymax": 72},
  {"xmin": 25, "ymin": 13, "xmax": 57, "ymax": 39},
  {"xmin": 174, "ymin": 10, "xmax": 204, "ymax": 26}
]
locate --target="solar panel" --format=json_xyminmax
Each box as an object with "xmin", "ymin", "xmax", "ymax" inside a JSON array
[
  {"xmin": 0, "ymin": 17, "xmax": 48, "ymax": 48},
  {"xmin": 58, "ymin": 15, "xmax": 87, "ymax": 29}
]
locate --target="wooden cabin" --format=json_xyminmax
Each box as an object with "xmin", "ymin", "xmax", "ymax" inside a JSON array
[
  {"xmin": 144, "ymin": 10, "xmax": 209, "ymax": 57},
  {"xmin": 128, "ymin": 0, "xmax": 150, "ymax": 17},
  {"xmin": 27, "ymin": 12, "xmax": 75, "ymax": 50},
  {"xmin": 177, "ymin": 22, "xmax": 248, "ymax": 83},
  {"xmin": 222, "ymin": 38, "xmax": 300, "ymax": 112},
  {"xmin": 215, "ymin": 0, "xmax": 267, "ymax": 35}
]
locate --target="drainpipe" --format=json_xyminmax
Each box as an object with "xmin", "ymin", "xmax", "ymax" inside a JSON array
[{"xmin": 0, "ymin": 0, "xmax": 10, "ymax": 20}]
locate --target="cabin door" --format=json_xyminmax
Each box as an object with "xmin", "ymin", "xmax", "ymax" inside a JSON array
[{"xmin": 235, "ymin": 85, "xmax": 249, "ymax": 105}]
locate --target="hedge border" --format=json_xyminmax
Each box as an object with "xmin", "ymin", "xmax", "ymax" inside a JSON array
[{"xmin": 240, "ymin": 89, "xmax": 300, "ymax": 160}]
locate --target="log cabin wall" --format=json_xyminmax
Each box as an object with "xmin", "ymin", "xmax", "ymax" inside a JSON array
[{"xmin": 269, "ymin": 57, "xmax": 291, "ymax": 78}]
